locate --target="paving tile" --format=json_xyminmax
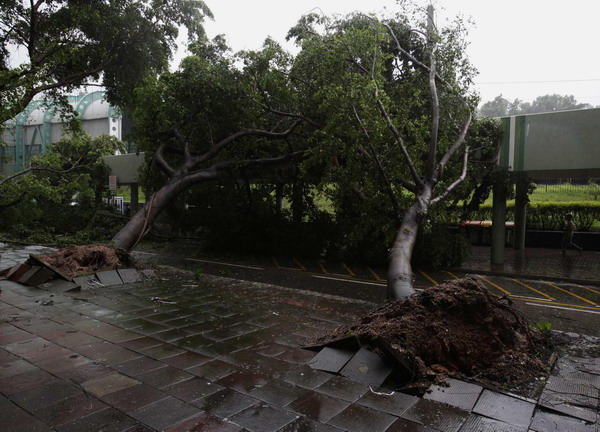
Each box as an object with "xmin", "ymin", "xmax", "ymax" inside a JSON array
[
  {"xmin": 472, "ymin": 390, "xmax": 536, "ymax": 429},
  {"xmin": 0, "ymin": 358, "xmax": 37, "ymax": 379},
  {"xmin": 112, "ymin": 355, "xmax": 165, "ymax": 376},
  {"xmin": 277, "ymin": 347, "xmax": 317, "ymax": 364},
  {"xmin": 81, "ymin": 373, "xmax": 140, "ymax": 397},
  {"xmin": 314, "ymin": 376, "xmax": 370, "ymax": 402},
  {"xmin": 191, "ymin": 388, "xmax": 259, "ymax": 418},
  {"xmin": 52, "ymin": 331, "xmax": 103, "ymax": 348},
  {"xmin": 248, "ymin": 379, "xmax": 310, "ymax": 407},
  {"xmin": 56, "ymin": 407, "xmax": 141, "ymax": 432},
  {"xmin": 53, "ymin": 361, "xmax": 114, "ymax": 384},
  {"xmin": 281, "ymin": 365, "xmax": 333, "ymax": 389},
  {"xmin": 96, "ymin": 270, "xmax": 124, "ymax": 287},
  {"xmin": 165, "ymin": 412, "xmax": 242, "ymax": 432},
  {"xmin": 423, "ymin": 378, "xmax": 483, "ymax": 411},
  {"xmin": 73, "ymin": 275, "xmax": 102, "ymax": 290},
  {"xmin": 187, "ymin": 359, "xmax": 239, "ymax": 381},
  {"xmin": 38, "ymin": 279, "xmax": 80, "ymax": 294},
  {"xmin": 0, "ymin": 368, "xmax": 58, "ymax": 395},
  {"xmin": 327, "ymin": 403, "xmax": 397, "ymax": 432},
  {"xmin": 216, "ymin": 370, "xmax": 269, "ymax": 394},
  {"xmin": 138, "ymin": 343, "xmax": 186, "ymax": 359},
  {"xmin": 36, "ymin": 352, "xmax": 92, "ymax": 374},
  {"xmin": 529, "ymin": 409, "xmax": 597, "ymax": 432},
  {"xmin": 288, "ymin": 391, "xmax": 350, "ymax": 422},
  {"xmin": 339, "ymin": 348, "xmax": 393, "ymax": 386},
  {"xmin": 117, "ymin": 268, "xmax": 143, "ymax": 284},
  {"xmin": 163, "ymin": 376, "xmax": 224, "ymax": 402},
  {"xmin": 458, "ymin": 414, "xmax": 528, "ymax": 431},
  {"xmin": 130, "ymin": 396, "xmax": 201, "ymax": 430},
  {"xmin": 161, "ymin": 351, "xmax": 212, "ymax": 369},
  {"xmin": 101, "ymin": 383, "xmax": 169, "ymax": 412},
  {"xmin": 0, "ymin": 326, "xmax": 35, "ymax": 345},
  {"xmin": 135, "ymin": 365, "xmax": 193, "ymax": 389},
  {"xmin": 0, "ymin": 394, "xmax": 53, "ymax": 432},
  {"xmin": 34, "ymin": 393, "xmax": 107, "ymax": 427},
  {"xmin": 10, "ymin": 381, "xmax": 82, "ymax": 412},
  {"xmin": 401, "ymin": 398, "xmax": 470, "ymax": 432},
  {"xmin": 253, "ymin": 342, "xmax": 290, "ymax": 357},
  {"xmin": 538, "ymin": 376, "xmax": 599, "ymax": 422},
  {"xmin": 386, "ymin": 418, "xmax": 438, "ymax": 432},
  {"xmin": 118, "ymin": 336, "xmax": 163, "ymax": 351},
  {"xmin": 230, "ymin": 404, "xmax": 298, "ymax": 432},
  {"xmin": 277, "ymin": 417, "xmax": 344, "ymax": 432}
]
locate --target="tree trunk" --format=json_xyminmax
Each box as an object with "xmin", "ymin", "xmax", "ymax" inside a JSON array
[
  {"xmin": 112, "ymin": 176, "xmax": 194, "ymax": 251},
  {"xmin": 387, "ymin": 185, "xmax": 433, "ymax": 299}
]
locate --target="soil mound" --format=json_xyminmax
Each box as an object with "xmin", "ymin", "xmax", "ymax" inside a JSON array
[
  {"xmin": 37, "ymin": 244, "xmax": 138, "ymax": 278},
  {"xmin": 316, "ymin": 278, "xmax": 548, "ymax": 388}
]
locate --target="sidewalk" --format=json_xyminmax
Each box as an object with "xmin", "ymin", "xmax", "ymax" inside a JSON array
[
  {"xmin": 458, "ymin": 246, "xmax": 600, "ymax": 285},
  {"xmin": 1, "ymin": 244, "xmax": 599, "ymax": 431}
]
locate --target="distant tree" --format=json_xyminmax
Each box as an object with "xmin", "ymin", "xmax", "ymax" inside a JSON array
[
  {"xmin": 0, "ymin": 0, "xmax": 212, "ymax": 125},
  {"xmin": 479, "ymin": 93, "xmax": 591, "ymax": 117}
]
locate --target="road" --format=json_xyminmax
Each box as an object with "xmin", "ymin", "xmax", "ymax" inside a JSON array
[{"xmin": 135, "ymin": 251, "xmax": 600, "ymax": 337}]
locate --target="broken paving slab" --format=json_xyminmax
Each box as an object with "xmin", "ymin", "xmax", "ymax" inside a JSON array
[
  {"xmin": 21, "ymin": 267, "xmax": 56, "ymax": 287},
  {"xmin": 117, "ymin": 268, "xmax": 142, "ymax": 284},
  {"xmin": 95, "ymin": 270, "xmax": 124, "ymax": 287},
  {"xmin": 339, "ymin": 348, "xmax": 393, "ymax": 386},
  {"xmin": 472, "ymin": 389, "xmax": 536, "ymax": 429},
  {"xmin": 529, "ymin": 409, "xmax": 597, "ymax": 432},
  {"xmin": 308, "ymin": 347, "xmax": 355, "ymax": 374},
  {"xmin": 73, "ymin": 275, "xmax": 104, "ymax": 290},
  {"xmin": 423, "ymin": 378, "xmax": 483, "ymax": 411}
]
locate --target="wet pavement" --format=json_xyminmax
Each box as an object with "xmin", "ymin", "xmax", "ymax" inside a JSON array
[
  {"xmin": 458, "ymin": 246, "xmax": 600, "ymax": 286},
  {"xmin": 1, "ymin": 243, "xmax": 600, "ymax": 431}
]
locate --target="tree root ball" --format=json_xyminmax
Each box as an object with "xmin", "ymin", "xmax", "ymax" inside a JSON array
[
  {"xmin": 38, "ymin": 244, "xmax": 139, "ymax": 278},
  {"xmin": 316, "ymin": 278, "xmax": 549, "ymax": 388}
]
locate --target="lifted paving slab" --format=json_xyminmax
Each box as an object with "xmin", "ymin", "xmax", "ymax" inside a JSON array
[{"xmin": 1, "ymin": 247, "xmax": 600, "ymax": 431}]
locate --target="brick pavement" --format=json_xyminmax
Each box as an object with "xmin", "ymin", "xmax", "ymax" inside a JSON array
[{"xmin": 1, "ymin": 243, "xmax": 599, "ymax": 431}]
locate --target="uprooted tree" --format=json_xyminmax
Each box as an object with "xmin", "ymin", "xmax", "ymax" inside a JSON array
[
  {"xmin": 289, "ymin": 8, "xmax": 478, "ymax": 299},
  {"xmin": 111, "ymin": 37, "xmax": 315, "ymax": 252}
]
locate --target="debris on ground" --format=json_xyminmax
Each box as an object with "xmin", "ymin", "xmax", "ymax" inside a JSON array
[
  {"xmin": 313, "ymin": 278, "xmax": 551, "ymax": 393},
  {"xmin": 34, "ymin": 244, "xmax": 139, "ymax": 278}
]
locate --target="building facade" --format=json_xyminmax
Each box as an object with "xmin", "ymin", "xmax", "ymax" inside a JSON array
[{"xmin": 1, "ymin": 91, "xmax": 124, "ymax": 175}]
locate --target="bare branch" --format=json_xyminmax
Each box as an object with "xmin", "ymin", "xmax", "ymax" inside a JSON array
[
  {"xmin": 436, "ymin": 111, "xmax": 472, "ymax": 180},
  {"xmin": 427, "ymin": 45, "xmax": 439, "ymax": 178},
  {"xmin": 431, "ymin": 145, "xmax": 470, "ymax": 205},
  {"xmin": 192, "ymin": 119, "xmax": 303, "ymax": 166},
  {"xmin": 154, "ymin": 142, "xmax": 176, "ymax": 177}
]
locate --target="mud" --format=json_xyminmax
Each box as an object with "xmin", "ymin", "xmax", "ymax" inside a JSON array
[
  {"xmin": 315, "ymin": 278, "xmax": 550, "ymax": 390},
  {"xmin": 35, "ymin": 244, "xmax": 139, "ymax": 278}
]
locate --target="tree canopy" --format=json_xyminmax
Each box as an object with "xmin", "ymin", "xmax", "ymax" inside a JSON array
[{"xmin": 0, "ymin": 0, "xmax": 212, "ymax": 125}]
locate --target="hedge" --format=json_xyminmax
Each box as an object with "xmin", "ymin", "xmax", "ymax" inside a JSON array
[{"xmin": 469, "ymin": 202, "xmax": 600, "ymax": 231}]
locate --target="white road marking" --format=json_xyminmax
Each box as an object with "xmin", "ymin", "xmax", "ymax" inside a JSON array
[
  {"xmin": 510, "ymin": 295, "xmax": 552, "ymax": 302},
  {"xmin": 185, "ymin": 258, "xmax": 264, "ymax": 271},
  {"xmin": 525, "ymin": 302, "xmax": 600, "ymax": 315},
  {"xmin": 311, "ymin": 275, "xmax": 423, "ymax": 291}
]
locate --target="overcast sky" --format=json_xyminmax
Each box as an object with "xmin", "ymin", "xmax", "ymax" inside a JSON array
[{"xmin": 185, "ymin": 0, "xmax": 600, "ymax": 107}]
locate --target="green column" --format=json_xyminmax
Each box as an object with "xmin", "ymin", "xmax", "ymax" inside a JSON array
[
  {"xmin": 514, "ymin": 173, "xmax": 528, "ymax": 250},
  {"xmin": 491, "ymin": 179, "xmax": 507, "ymax": 265}
]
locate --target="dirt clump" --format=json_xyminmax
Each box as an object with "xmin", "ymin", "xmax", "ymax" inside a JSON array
[
  {"xmin": 36, "ymin": 244, "xmax": 139, "ymax": 278},
  {"xmin": 315, "ymin": 278, "xmax": 549, "ymax": 390}
]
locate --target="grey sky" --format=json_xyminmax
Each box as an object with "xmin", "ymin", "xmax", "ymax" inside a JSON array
[{"xmin": 190, "ymin": 0, "xmax": 600, "ymax": 107}]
